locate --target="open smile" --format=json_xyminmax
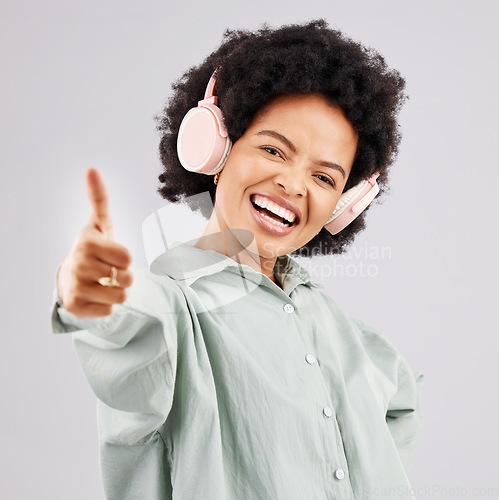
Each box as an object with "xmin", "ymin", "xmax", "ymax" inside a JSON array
[{"xmin": 249, "ymin": 193, "xmax": 301, "ymax": 236}]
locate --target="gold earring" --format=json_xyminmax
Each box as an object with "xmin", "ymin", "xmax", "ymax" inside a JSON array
[{"xmin": 214, "ymin": 172, "xmax": 221, "ymax": 185}]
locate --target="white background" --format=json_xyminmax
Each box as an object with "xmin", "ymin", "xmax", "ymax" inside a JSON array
[{"xmin": 1, "ymin": 0, "xmax": 498, "ymax": 498}]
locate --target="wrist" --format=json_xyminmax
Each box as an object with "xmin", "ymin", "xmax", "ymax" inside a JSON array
[{"xmin": 56, "ymin": 258, "xmax": 70, "ymax": 306}]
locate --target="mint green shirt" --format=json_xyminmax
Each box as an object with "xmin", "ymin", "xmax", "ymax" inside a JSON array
[{"xmin": 51, "ymin": 243, "xmax": 423, "ymax": 500}]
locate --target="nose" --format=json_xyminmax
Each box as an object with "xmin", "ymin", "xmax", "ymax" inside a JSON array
[{"xmin": 274, "ymin": 168, "xmax": 307, "ymax": 197}]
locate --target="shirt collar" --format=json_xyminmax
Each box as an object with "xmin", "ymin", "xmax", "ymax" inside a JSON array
[
  {"xmin": 142, "ymin": 206, "xmax": 321, "ymax": 293},
  {"xmin": 149, "ymin": 241, "xmax": 320, "ymax": 291}
]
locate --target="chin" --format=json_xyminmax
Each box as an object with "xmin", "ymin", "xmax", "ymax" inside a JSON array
[{"xmin": 257, "ymin": 237, "xmax": 301, "ymax": 258}]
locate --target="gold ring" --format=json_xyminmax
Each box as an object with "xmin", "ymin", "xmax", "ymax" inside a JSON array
[{"xmin": 98, "ymin": 266, "xmax": 121, "ymax": 287}]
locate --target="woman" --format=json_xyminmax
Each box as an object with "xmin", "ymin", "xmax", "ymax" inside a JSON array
[{"xmin": 52, "ymin": 20, "xmax": 423, "ymax": 500}]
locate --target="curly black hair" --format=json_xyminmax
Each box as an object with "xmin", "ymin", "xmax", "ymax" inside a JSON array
[{"xmin": 155, "ymin": 19, "xmax": 406, "ymax": 257}]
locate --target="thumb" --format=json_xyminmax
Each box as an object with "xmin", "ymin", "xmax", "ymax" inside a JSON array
[{"xmin": 86, "ymin": 167, "xmax": 115, "ymax": 240}]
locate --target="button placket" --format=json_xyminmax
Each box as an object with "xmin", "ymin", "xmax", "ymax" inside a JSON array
[{"xmin": 281, "ymin": 297, "xmax": 342, "ymax": 483}]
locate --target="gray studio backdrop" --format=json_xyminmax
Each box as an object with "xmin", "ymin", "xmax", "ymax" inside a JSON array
[{"xmin": 1, "ymin": 0, "xmax": 498, "ymax": 498}]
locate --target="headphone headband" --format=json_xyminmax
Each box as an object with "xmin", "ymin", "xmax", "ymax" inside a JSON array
[{"xmin": 203, "ymin": 73, "xmax": 218, "ymax": 101}]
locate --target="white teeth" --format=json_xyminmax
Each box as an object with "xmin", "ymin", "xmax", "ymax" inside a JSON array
[
  {"xmin": 257, "ymin": 197, "xmax": 269, "ymax": 209},
  {"xmin": 258, "ymin": 212, "xmax": 290, "ymax": 227},
  {"xmin": 252, "ymin": 195, "xmax": 296, "ymax": 223}
]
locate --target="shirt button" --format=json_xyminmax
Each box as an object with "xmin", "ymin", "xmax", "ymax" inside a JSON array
[
  {"xmin": 335, "ymin": 468, "xmax": 345, "ymax": 480},
  {"xmin": 283, "ymin": 303, "xmax": 295, "ymax": 313},
  {"xmin": 305, "ymin": 353, "xmax": 316, "ymax": 364},
  {"xmin": 323, "ymin": 406, "xmax": 333, "ymax": 418}
]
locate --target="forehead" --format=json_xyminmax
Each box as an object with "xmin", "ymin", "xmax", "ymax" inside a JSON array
[
  {"xmin": 245, "ymin": 93, "xmax": 358, "ymax": 156},
  {"xmin": 250, "ymin": 93, "xmax": 355, "ymax": 130}
]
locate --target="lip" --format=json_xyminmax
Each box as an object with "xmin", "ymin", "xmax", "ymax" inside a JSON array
[{"xmin": 248, "ymin": 192, "xmax": 301, "ymax": 236}]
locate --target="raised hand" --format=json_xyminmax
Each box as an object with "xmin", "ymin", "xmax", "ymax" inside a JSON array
[{"xmin": 56, "ymin": 168, "xmax": 133, "ymax": 318}]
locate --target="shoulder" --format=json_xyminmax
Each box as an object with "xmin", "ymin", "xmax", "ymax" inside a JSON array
[
  {"xmin": 320, "ymin": 291, "xmax": 423, "ymax": 404},
  {"xmin": 123, "ymin": 268, "xmax": 190, "ymax": 318},
  {"xmin": 346, "ymin": 310, "xmax": 423, "ymax": 405},
  {"xmin": 349, "ymin": 315, "xmax": 404, "ymax": 365},
  {"xmin": 313, "ymin": 289, "xmax": 412, "ymax": 381}
]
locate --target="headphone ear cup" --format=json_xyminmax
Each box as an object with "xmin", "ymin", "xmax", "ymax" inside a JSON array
[
  {"xmin": 324, "ymin": 174, "xmax": 380, "ymax": 235},
  {"xmin": 177, "ymin": 103, "xmax": 232, "ymax": 175}
]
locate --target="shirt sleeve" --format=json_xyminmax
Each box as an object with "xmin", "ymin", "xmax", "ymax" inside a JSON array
[
  {"xmin": 50, "ymin": 266, "xmax": 190, "ymax": 445},
  {"xmin": 385, "ymin": 357, "xmax": 424, "ymax": 472},
  {"xmin": 350, "ymin": 315, "xmax": 424, "ymax": 472}
]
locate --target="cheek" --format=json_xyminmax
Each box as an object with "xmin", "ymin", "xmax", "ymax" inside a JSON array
[
  {"xmin": 222, "ymin": 153, "xmax": 266, "ymax": 192},
  {"xmin": 309, "ymin": 192, "xmax": 339, "ymax": 226},
  {"xmin": 214, "ymin": 165, "xmax": 253, "ymax": 216}
]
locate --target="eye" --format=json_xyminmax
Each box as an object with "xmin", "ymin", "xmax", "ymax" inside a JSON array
[
  {"xmin": 261, "ymin": 146, "xmax": 282, "ymax": 158},
  {"xmin": 316, "ymin": 174, "xmax": 335, "ymax": 188}
]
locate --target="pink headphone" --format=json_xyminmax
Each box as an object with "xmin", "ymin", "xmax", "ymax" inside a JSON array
[
  {"xmin": 177, "ymin": 74, "xmax": 231, "ymax": 175},
  {"xmin": 177, "ymin": 73, "xmax": 380, "ymax": 235}
]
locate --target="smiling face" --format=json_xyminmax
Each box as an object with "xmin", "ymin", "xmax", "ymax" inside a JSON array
[{"xmin": 213, "ymin": 93, "xmax": 358, "ymax": 262}]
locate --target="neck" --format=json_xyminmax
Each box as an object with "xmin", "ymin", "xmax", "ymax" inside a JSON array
[{"xmin": 194, "ymin": 209, "xmax": 280, "ymax": 287}]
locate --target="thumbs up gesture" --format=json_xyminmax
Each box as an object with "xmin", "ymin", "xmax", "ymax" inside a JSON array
[{"xmin": 57, "ymin": 168, "xmax": 133, "ymax": 318}]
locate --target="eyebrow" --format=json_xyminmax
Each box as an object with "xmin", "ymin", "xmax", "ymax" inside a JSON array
[{"xmin": 256, "ymin": 129, "xmax": 346, "ymax": 179}]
